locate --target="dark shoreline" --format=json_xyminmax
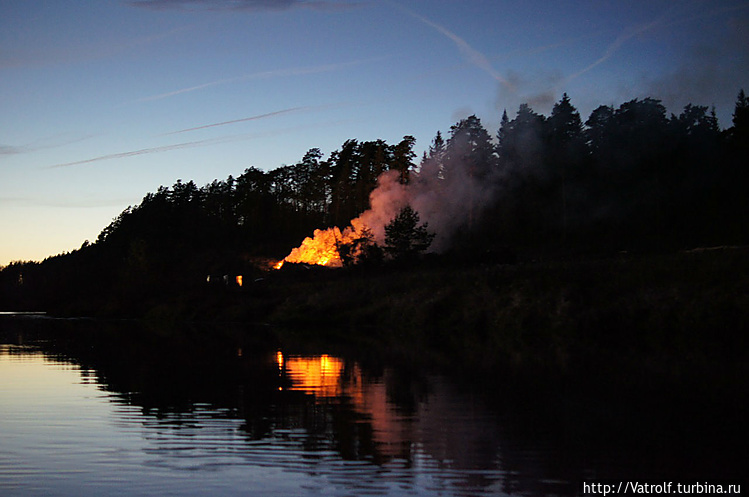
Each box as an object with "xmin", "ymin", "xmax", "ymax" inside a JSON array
[{"xmin": 7, "ymin": 247, "xmax": 741, "ymax": 398}]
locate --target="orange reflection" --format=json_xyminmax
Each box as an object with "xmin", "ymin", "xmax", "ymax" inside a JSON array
[
  {"xmin": 276, "ymin": 352, "xmax": 344, "ymax": 397},
  {"xmin": 274, "ymin": 352, "xmax": 410, "ymax": 459}
]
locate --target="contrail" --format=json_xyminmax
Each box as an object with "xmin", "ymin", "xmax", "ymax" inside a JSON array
[
  {"xmin": 407, "ymin": 33, "xmax": 593, "ymax": 84},
  {"xmin": 566, "ymin": 19, "xmax": 662, "ymax": 83},
  {"xmin": 164, "ymin": 103, "xmax": 349, "ymax": 135},
  {"xmin": 47, "ymin": 138, "xmax": 230, "ymax": 168},
  {"xmin": 1, "ymin": 134, "xmax": 98, "ymax": 156},
  {"xmin": 0, "ymin": 145, "xmax": 26, "ymax": 156},
  {"xmin": 135, "ymin": 58, "xmax": 386, "ymax": 103},
  {"xmin": 563, "ymin": 1, "xmax": 749, "ymax": 84},
  {"xmin": 165, "ymin": 107, "xmax": 307, "ymax": 135},
  {"xmin": 388, "ymin": 1, "xmax": 515, "ymax": 92},
  {"xmin": 47, "ymin": 120, "xmax": 354, "ymax": 169},
  {"xmin": 136, "ymin": 77, "xmax": 238, "ymax": 102}
]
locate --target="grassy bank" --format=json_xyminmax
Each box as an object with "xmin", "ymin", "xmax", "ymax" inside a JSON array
[
  {"xmin": 262, "ymin": 248, "xmax": 748, "ymax": 387},
  {"xmin": 41, "ymin": 247, "xmax": 749, "ymax": 391}
]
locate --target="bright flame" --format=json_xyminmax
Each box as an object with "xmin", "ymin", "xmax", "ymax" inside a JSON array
[
  {"xmin": 279, "ymin": 218, "xmax": 371, "ymax": 268},
  {"xmin": 235, "ymin": 275, "xmax": 243, "ymax": 287},
  {"xmin": 277, "ymin": 170, "xmax": 413, "ymax": 269},
  {"xmin": 283, "ymin": 226, "xmax": 346, "ymax": 267}
]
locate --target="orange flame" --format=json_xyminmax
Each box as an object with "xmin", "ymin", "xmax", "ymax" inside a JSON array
[
  {"xmin": 274, "ymin": 170, "xmax": 414, "ymax": 269},
  {"xmin": 277, "ymin": 219, "xmax": 369, "ymax": 268},
  {"xmin": 284, "ymin": 227, "xmax": 345, "ymax": 267}
]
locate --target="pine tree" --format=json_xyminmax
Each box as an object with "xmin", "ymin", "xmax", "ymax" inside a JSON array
[
  {"xmin": 548, "ymin": 93, "xmax": 585, "ymax": 239},
  {"xmin": 729, "ymin": 89, "xmax": 749, "ymax": 148},
  {"xmin": 418, "ymin": 131, "xmax": 446, "ymax": 182},
  {"xmin": 392, "ymin": 135, "xmax": 416, "ymax": 184},
  {"xmin": 384, "ymin": 206, "xmax": 435, "ymax": 260}
]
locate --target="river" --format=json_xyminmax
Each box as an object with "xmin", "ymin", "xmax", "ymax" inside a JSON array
[{"xmin": 0, "ymin": 315, "xmax": 744, "ymax": 496}]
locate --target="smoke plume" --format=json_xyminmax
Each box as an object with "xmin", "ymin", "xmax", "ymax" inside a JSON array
[
  {"xmin": 283, "ymin": 144, "xmax": 501, "ymax": 266},
  {"xmin": 351, "ymin": 155, "xmax": 499, "ymax": 252}
]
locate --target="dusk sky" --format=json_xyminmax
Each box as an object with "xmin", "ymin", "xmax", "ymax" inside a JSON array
[{"xmin": 2, "ymin": 0, "xmax": 747, "ymax": 266}]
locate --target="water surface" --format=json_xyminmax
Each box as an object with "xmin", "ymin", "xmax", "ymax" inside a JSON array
[{"xmin": 0, "ymin": 316, "xmax": 744, "ymax": 496}]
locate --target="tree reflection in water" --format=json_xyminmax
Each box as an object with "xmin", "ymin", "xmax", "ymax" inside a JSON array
[{"xmin": 1, "ymin": 316, "xmax": 745, "ymax": 496}]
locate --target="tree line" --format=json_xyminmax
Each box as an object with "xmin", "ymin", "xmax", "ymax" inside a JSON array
[{"xmin": 1, "ymin": 90, "xmax": 748, "ymax": 312}]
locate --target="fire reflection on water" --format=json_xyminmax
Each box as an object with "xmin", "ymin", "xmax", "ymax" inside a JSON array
[
  {"xmin": 276, "ymin": 352, "xmax": 345, "ymax": 397},
  {"xmin": 3, "ymin": 320, "xmax": 737, "ymax": 496},
  {"xmin": 275, "ymin": 352, "xmax": 417, "ymax": 460}
]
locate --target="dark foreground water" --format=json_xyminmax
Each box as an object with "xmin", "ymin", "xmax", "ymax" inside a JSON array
[{"xmin": 0, "ymin": 315, "xmax": 745, "ymax": 496}]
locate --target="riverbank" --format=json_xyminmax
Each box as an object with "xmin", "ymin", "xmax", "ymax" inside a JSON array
[
  {"xmin": 271, "ymin": 248, "xmax": 748, "ymax": 385},
  {"xmin": 34, "ymin": 247, "xmax": 749, "ymax": 391}
]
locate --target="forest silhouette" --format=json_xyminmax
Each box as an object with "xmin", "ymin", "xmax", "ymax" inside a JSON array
[{"xmin": 1, "ymin": 91, "xmax": 748, "ymax": 316}]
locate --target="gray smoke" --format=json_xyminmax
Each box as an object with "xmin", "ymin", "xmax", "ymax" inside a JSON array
[{"xmin": 354, "ymin": 155, "xmax": 499, "ymax": 252}]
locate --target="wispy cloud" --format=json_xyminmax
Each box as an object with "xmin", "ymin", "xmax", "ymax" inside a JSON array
[
  {"xmin": 135, "ymin": 58, "xmax": 384, "ymax": 102},
  {"xmin": 388, "ymin": 1, "xmax": 515, "ymax": 93},
  {"xmin": 127, "ymin": 0, "xmax": 365, "ymax": 12}
]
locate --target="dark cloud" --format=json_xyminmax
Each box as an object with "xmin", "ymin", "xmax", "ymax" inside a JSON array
[{"xmin": 127, "ymin": 0, "xmax": 364, "ymax": 12}]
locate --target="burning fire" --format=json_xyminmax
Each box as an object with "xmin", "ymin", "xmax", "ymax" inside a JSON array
[
  {"xmin": 274, "ymin": 170, "xmax": 411, "ymax": 270},
  {"xmin": 275, "ymin": 219, "xmax": 369, "ymax": 269}
]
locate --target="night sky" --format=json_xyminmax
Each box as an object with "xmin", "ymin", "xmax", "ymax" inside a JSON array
[{"xmin": 2, "ymin": 0, "xmax": 747, "ymax": 265}]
